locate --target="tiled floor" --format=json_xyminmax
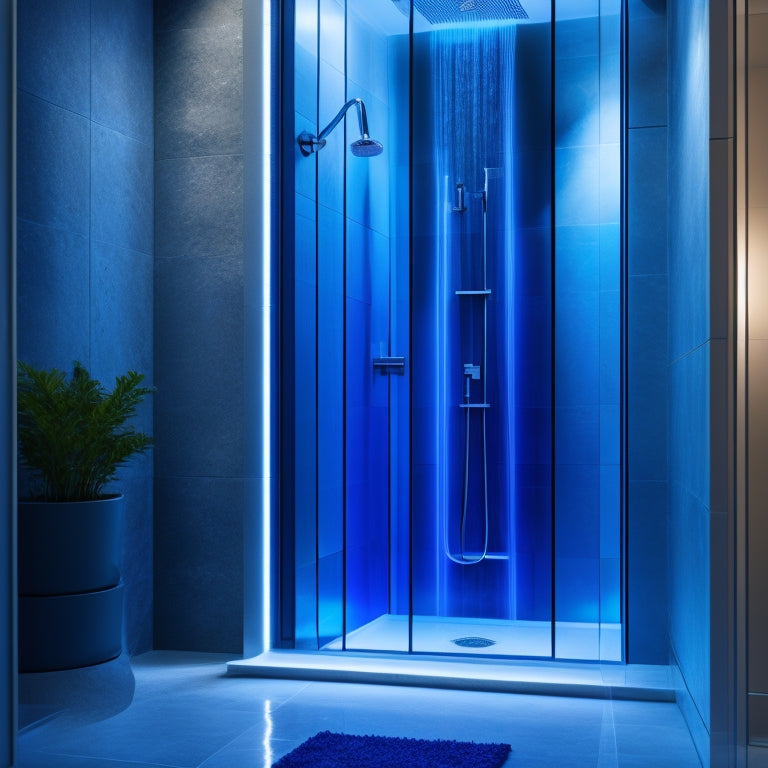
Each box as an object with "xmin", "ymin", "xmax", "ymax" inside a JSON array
[{"xmin": 16, "ymin": 651, "xmax": 702, "ymax": 767}]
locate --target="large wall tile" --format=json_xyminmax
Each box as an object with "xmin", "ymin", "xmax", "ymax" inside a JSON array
[
  {"xmin": 155, "ymin": 155, "xmax": 244, "ymax": 259},
  {"xmin": 600, "ymin": 52, "xmax": 621, "ymax": 145},
  {"xmin": 555, "ymin": 145, "xmax": 600, "ymax": 227},
  {"xmin": 16, "ymin": 220, "xmax": 90, "ymax": 371},
  {"xmin": 599, "ymin": 143, "xmax": 620, "ymax": 223},
  {"xmin": 555, "ymin": 53, "xmax": 599, "ymax": 149},
  {"xmin": 154, "ymin": 23, "xmax": 243, "ymax": 159},
  {"xmin": 628, "ymin": 274, "xmax": 668, "ymax": 483},
  {"xmin": 627, "ymin": 481, "xmax": 668, "ymax": 663},
  {"xmin": 555, "ymin": 556, "xmax": 599, "ymax": 624},
  {"xmin": 293, "ymin": 0, "xmax": 318, "ymax": 56},
  {"xmin": 556, "ymin": 405, "xmax": 600, "ymax": 465},
  {"xmin": 347, "ymin": 11, "xmax": 389, "ymax": 107},
  {"xmin": 294, "ymin": 45, "xmax": 319, "ymax": 125},
  {"xmin": 154, "ymin": 252, "xmax": 244, "ymax": 478},
  {"xmin": 668, "ymin": 479, "xmax": 711, "ymax": 728},
  {"xmin": 90, "ymin": 242, "xmax": 154, "ymax": 383},
  {"xmin": 669, "ymin": 345, "xmax": 709, "ymax": 507},
  {"xmin": 317, "ymin": 63, "xmax": 346, "ymax": 214},
  {"xmin": 92, "ymin": 126, "xmax": 154, "ymax": 255},
  {"xmin": 556, "ymin": 16, "xmax": 598, "ymax": 60},
  {"xmin": 319, "ymin": 0, "xmax": 346, "ymax": 73},
  {"xmin": 17, "ymin": 0, "xmax": 90, "ymax": 116},
  {"xmin": 17, "ymin": 92, "xmax": 90, "ymax": 236},
  {"xmin": 628, "ymin": 12, "xmax": 667, "ymax": 129},
  {"xmin": 556, "ymin": 464, "xmax": 600, "ymax": 558},
  {"xmin": 599, "ymin": 288, "xmax": 620, "ymax": 405},
  {"xmin": 668, "ymin": 7, "xmax": 709, "ymax": 360},
  {"xmin": 628, "ymin": 127, "xmax": 667, "ymax": 276},
  {"xmin": 556, "ymin": 225, "xmax": 599, "ymax": 292},
  {"xmin": 555, "ymin": 289, "xmax": 599, "ymax": 406},
  {"xmin": 154, "ymin": 476, "xmax": 244, "ymax": 652},
  {"xmin": 92, "ymin": 0, "xmax": 154, "ymax": 144},
  {"xmin": 154, "ymin": 0, "xmax": 242, "ymax": 33},
  {"xmin": 113, "ymin": 471, "xmax": 154, "ymax": 655}
]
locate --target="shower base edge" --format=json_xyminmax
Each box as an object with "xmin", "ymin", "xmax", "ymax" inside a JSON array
[{"xmin": 226, "ymin": 650, "xmax": 676, "ymax": 702}]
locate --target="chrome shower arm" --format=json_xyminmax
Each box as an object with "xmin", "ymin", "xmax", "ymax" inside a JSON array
[
  {"xmin": 319, "ymin": 98, "xmax": 368, "ymax": 141},
  {"xmin": 298, "ymin": 98, "xmax": 369, "ymax": 156}
]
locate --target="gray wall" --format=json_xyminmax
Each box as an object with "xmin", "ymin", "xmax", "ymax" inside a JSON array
[
  {"xmin": 16, "ymin": 0, "xmax": 154, "ymax": 656},
  {"xmin": 153, "ymin": 0, "xmax": 245, "ymax": 653},
  {"xmin": 626, "ymin": 0, "xmax": 669, "ymax": 664},
  {"xmin": 1, "ymin": 1, "xmax": 15, "ymax": 764}
]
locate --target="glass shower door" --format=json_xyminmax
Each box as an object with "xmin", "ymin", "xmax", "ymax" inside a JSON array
[
  {"xmin": 287, "ymin": 0, "xmax": 623, "ymax": 663},
  {"xmin": 319, "ymin": 0, "xmax": 411, "ymax": 654}
]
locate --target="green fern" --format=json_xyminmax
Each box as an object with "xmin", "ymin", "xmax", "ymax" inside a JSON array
[{"xmin": 17, "ymin": 361, "xmax": 154, "ymax": 501}]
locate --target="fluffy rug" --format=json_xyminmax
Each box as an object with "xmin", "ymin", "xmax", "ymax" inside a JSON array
[{"xmin": 272, "ymin": 730, "xmax": 511, "ymax": 767}]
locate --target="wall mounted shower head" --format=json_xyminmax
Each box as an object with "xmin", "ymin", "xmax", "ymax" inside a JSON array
[
  {"xmin": 298, "ymin": 98, "xmax": 383, "ymax": 158},
  {"xmin": 351, "ymin": 137, "xmax": 384, "ymax": 157}
]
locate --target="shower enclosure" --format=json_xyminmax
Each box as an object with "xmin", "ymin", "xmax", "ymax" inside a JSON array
[{"xmin": 281, "ymin": 0, "xmax": 623, "ymax": 661}]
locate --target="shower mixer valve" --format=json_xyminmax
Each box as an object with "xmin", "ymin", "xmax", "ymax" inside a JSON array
[{"xmin": 463, "ymin": 364, "xmax": 481, "ymax": 401}]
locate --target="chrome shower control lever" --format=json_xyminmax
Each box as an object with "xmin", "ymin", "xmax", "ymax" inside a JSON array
[
  {"xmin": 463, "ymin": 364, "xmax": 480, "ymax": 402},
  {"xmin": 453, "ymin": 182, "xmax": 466, "ymax": 212}
]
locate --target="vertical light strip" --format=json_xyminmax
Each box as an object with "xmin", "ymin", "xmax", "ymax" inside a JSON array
[
  {"xmin": 262, "ymin": 699, "xmax": 273, "ymax": 768},
  {"xmin": 261, "ymin": 0, "xmax": 273, "ymax": 654}
]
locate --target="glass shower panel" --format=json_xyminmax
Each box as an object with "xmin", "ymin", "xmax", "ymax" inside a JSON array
[
  {"xmin": 291, "ymin": 0, "xmax": 320, "ymax": 650},
  {"xmin": 553, "ymin": 0, "xmax": 622, "ymax": 662},
  {"xmin": 341, "ymin": 0, "xmax": 409, "ymax": 653},
  {"xmin": 316, "ymin": 0, "xmax": 346, "ymax": 649},
  {"xmin": 285, "ymin": 0, "xmax": 623, "ymax": 662},
  {"xmin": 410, "ymin": 15, "xmax": 554, "ymax": 658}
]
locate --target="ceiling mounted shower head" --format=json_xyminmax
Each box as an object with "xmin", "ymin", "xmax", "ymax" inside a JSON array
[
  {"xmin": 393, "ymin": 0, "xmax": 529, "ymax": 23},
  {"xmin": 298, "ymin": 98, "xmax": 384, "ymax": 158}
]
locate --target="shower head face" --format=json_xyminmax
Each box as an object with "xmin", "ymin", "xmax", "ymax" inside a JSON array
[
  {"xmin": 408, "ymin": 0, "xmax": 528, "ymax": 23},
  {"xmin": 351, "ymin": 137, "xmax": 384, "ymax": 157}
]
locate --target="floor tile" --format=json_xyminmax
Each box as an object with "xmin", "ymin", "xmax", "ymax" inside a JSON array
[{"xmin": 15, "ymin": 651, "xmax": 702, "ymax": 768}]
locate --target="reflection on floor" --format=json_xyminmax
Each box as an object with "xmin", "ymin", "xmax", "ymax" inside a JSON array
[
  {"xmin": 323, "ymin": 613, "xmax": 622, "ymax": 661},
  {"xmin": 16, "ymin": 651, "xmax": 702, "ymax": 767}
]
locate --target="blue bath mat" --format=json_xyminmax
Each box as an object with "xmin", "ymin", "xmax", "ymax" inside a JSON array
[{"xmin": 271, "ymin": 730, "xmax": 511, "ymax": 767}]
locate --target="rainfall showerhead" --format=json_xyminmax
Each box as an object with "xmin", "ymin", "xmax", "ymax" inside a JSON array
[
  {"xmin": 298, "ymin": 98, "xmax": 383, "ymax": 158},
  {"xmin": 392, "ymin": 0, "xmax": 528, "ymax": 23}
]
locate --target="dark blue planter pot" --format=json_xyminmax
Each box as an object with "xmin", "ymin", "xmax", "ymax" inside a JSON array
[
  {"xmin": 18, "ymin": 495, "xmax": 124, "ymax": 672},
  {"xmin": 18, "ymin": 495, "xmax": 122, "ymax": 595},
  {"xmin": 19, "ymin": 586, "xmax": 124, "ymax": 672}
]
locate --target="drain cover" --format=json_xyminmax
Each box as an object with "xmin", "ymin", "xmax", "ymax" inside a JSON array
[{"xmin": 452, "ymin": 636, "xmax": 496, "ymax": 648}]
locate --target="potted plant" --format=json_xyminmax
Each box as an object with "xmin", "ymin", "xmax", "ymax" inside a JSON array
[{"xmin": 17, "ymin": 361, "xmax": 153, "ymax": 672}]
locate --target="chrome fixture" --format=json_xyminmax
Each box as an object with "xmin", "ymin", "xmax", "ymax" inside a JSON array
[
  {"xmin": 445, "ymin": 168, "xmax": 501, "ymax": 566},
  {"xmin": 453, "ymin": 182, "xmax": 466, "ymax": 213},
  {"xmin": 390, "ymin": 0, "xmax": 528, "ymax": 24},
  {"xmin": 373, "ymin": 356, "xmax": 406, "ymax": 374},
  {"xmin": 298, "ymin": 98, "xmax": 384, "ymax": 158}
]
